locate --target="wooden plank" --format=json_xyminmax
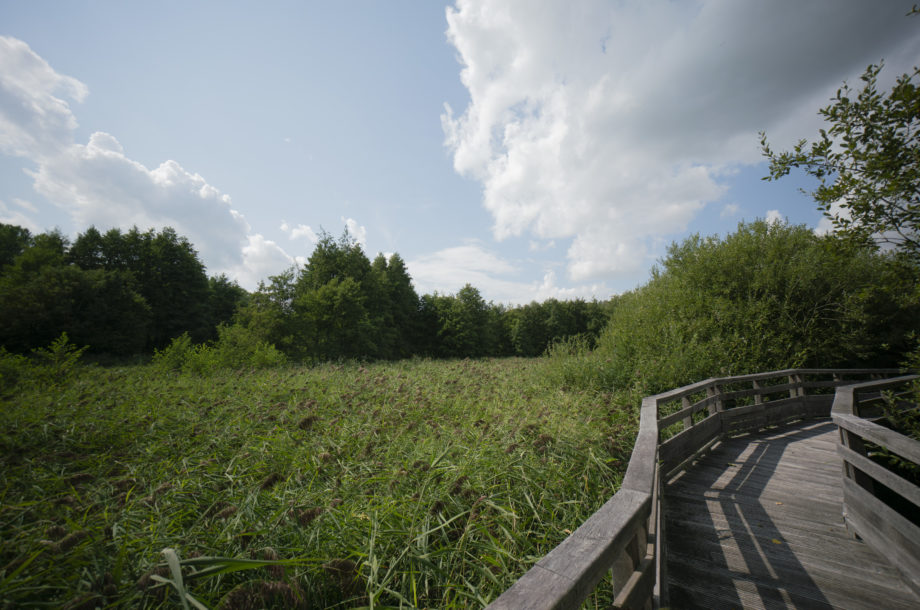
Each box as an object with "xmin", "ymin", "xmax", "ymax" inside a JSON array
[
  {"xmin": 612, "ymin": 556, "xmax": 654, "ymax": 610},
  {"xmin": 620, "ymin": 398, "xmax": 658, "ymax": 497},
  {"xmin": 721, "ymin": 382, "xmax": 798, "ymax": 400},
  {"xmin": 659, "ymin": 412, "xmax": 721, "ymax": 472},
  {"xmin": 665, "ymin": 419, "xmax": 920, "ymax": 608},
  {"xmin": 842, "ymin": 477, "xmax": 920, "ymax": 598},
  {"xmin": 836, "ymin": 443, "xmax": 920, "ymax": 509},
  {"xmin": 657, "ymin": 397, "xmax": 713, "ymax": 430},
  {"xmin": 668, "ymin": 548, "xmax": 920, "ymax": 610},
  {"xmin": 832, "ymin": 375, "xmax": 919, "ymax": 417},
  {"xmin": 654, "ymin": 465, "xmax": 667, "ymax": 609},
  {"xmin": 667, "ymin": 541, "xmax": 908, "ymax": 606},
  {"xmin": 486, "ymin": 489, "xmax": 650, "ymax": 610},
  {"xmin": 721, "ymin": 397, "xmax": 833, "ymax": 434},
  {"xmin": 833, "ymin": 414, "xmax": 920, "ymax": 465}
]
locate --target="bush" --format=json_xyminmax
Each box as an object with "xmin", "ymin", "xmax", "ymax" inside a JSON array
[
  {"xmin": 0, "ymin": 347, "xmax": 30, "ymax": 391},
  {"xmin": 545, "ymin": 335, "xmax": 620, "ymax": 392},
  {"xmin": 208, "ymin": 323, "xmax": 287, "ymax": 370},
  {"xmin": 588, "ymin": 220, "xmax": 920, "ymax": 396},
  {"xmin": 152, "ymin": 325, "xmax": 285, "ymax": 374},
  {"xmin": 151, "ymin": 332, "xmax": 195, "ymax": 372},
  {"xmin": 30, "ymin": 332, "xmax": 89, "ymax": 384}
]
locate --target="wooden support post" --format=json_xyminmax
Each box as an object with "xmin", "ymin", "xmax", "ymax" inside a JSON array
[
  {"xmin": 655, "ymin": 463, "xmax": 668, "ymax": 609},
  {"xmin": 752, "ymin": 379, "xmax": 762, "ymax": 405},
  {"xmin": 681, "ymin": 396, "xmax": 692, "ymax": 431},
  {"xmin": 839, "ymin": 428, "xmax": 876, "ymax": 495},
  {"xmin": 706, "ymin": 385, "xmax": 722, "ymax": 415}
]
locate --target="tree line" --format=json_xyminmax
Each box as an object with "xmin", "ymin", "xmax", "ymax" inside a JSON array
[
  {"xmin": 0, "ymin": 224, "xmax": 246, "ymax": 355},
  {"xmin": 553, "ymin": 220, "xmax": 920, "ymax": 396},
  {"xmin": 0, "ymin": 224, "xmax": 609, "ymax": 361}
]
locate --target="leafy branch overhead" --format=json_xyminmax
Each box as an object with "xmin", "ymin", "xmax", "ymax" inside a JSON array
[{"xmin": 761, "ymin": 63, "xmax": 920, "ymax": 258}]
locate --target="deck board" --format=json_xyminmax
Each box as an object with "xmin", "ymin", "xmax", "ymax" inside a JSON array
[{"xmin": 665, "ymin": 419, "xmax": 919, "ymax": 609}]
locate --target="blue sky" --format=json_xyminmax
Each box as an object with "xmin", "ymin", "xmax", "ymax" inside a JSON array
[{"xmin": 1, "ymin": 1, "xmax": 918, "ymax": 303}]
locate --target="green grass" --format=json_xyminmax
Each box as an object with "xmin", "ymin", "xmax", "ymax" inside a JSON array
[{"xmin": 0, "ymin": 357, "xmax": 637, "ymax": 608}]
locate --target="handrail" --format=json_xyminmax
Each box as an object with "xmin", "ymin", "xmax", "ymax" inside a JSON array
[
  {"xmin": 487, "ymin": 368, "xmax": 904, "ymax": 609},
  {"xmin": 830, "ymin": 374, "xmax": 920, "ymax": 598}
]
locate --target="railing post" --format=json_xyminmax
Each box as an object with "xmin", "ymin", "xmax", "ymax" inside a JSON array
[
  {"xmin": 752, "ymin": 379, "xmax": 762, "ymax": 405},
  {"xmin": 839, "ymin": 427, "xmax": 877, "ymax": 496},
  {"xmin": 655, "ymin": 462, "xmax": 668, "ymax": 609},
  {"xmin": 681, "ymin": 396, "xmax": 692, "ymax": 431},
  {"xmin": 707, "ymin": 384, "xmax": 722, "ymax": 415}
]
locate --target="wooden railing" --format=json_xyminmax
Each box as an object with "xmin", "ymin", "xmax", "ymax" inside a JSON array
[
  {"xmin": 831, "ymin": 374, "xmax": 920, "ymax": 598},
  {"xmin": 487, "ymin": 368, "xmax": 903, "ymax": 610}
]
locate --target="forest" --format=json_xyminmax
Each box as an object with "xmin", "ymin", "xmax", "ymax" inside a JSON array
[{"xmin": 0, "ymin": 223, "xmax": 610, "ymax": 366}]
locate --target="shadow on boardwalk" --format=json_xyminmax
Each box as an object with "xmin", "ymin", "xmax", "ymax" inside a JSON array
[{"xmin": 665, "ymin": 420, "xmax": 918, "ymax": 609}]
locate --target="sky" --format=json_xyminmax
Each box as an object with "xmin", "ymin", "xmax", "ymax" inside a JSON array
[{"xmin": 1, "ymin": 1, "xmax": 919, "ymax": 304}]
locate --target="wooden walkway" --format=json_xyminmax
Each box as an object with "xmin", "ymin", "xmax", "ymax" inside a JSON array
[{"xmin": 665, "ymin": 419, "xmax": 920, "ymax": 609}]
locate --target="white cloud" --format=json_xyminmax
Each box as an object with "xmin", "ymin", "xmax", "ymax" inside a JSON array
[
  {"xmin": 12, "ymin": 198, "xmax": 38, "ymax": 213},
  {"xmin": 814, "ymin": 216, "xmax": 835, "ymax": 237},
  {"xmin": 813, "ymin": 200, "xmax": 850, "ymax": 237},
  {"xmin": 281, "ymin": 221, "xmax": 318, "ymax": 243},
  {"xmin": 29, "ymin": 131, "xmax": 250, "ymax": 270},
  {"xmin": 765, "ymin": 209, "xmax": 783, "ymax": 225},
  {"xmin": 443, "ymin": 0, "xmax": 920, "ymax": 284},
  {"xmin": 228, "ymin": 233, "xmax": 299, "ymax": 289},
  {"xmin": 0, "ymin": 198, "xmax": 41, "ymax": 233},
  {"xmin": 407, "ymin": 243, "xmax": 608, "ymax": 304},
  {"xmin": 342, "ymin": 217, "xmax": 367, "ymax": 247},
  {"xmin": 0, "ymin": 36, "xmax": 88, "ymax": 159},
  {"xmin": 0, "ymin": 36, "xmax": 299, "ymax": 291},
  {"xmin": 720, "ymin": 203, "xmax": 739, "ymax": 218},
  {"xmin": 528, "ymin": 239, "xmax": 555, "ymax": 251}
]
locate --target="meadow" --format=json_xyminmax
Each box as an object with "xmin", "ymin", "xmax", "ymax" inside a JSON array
[{"xmin": 0, "ymin": 357, "xmax": 637, "ymax": 609}]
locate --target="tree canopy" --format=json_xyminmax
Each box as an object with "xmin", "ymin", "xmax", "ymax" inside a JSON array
[
  {"xmin": 579, "ymin": 220, "xmax": 919, "ymax": 395},
  {"xmin": 761, "ymin": 62, "xmax": 920, "ymax": 259}
]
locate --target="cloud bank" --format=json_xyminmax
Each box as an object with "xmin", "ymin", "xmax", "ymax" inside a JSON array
[
  {"xmin": 0, "ymin": 35, "xmax": 296, "ymax": 289},
  {"xmin": 442, "ymin": 0, "xmax": 920, "ymax": 284}
]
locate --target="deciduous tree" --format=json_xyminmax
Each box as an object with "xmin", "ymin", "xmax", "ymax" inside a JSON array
[{"xmin": 761, "ymin": 63, "xmax": 920, "ymax": 258}]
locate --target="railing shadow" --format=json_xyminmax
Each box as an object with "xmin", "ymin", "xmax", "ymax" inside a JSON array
[{"xmin": 666, "ymin": 420, "xmax": 837, "ymax": 609}]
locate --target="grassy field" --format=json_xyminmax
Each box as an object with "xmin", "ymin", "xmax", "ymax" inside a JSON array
[{"xmin": 0, "ymin": 357, "xmax": 637, "ymax": 608}]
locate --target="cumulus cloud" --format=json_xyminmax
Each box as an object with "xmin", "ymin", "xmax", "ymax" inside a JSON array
[
  {"xmin": 443, "ymin": 0, "xmax": 920, "ymax": 283},
  {"xmin": 227, "ymin": 233, "xmax": 301, "ymax": 289},
  {"xmin": 29, "ymin": 131, "xmax": 251, "ymax": 270},
  {"xmin": 765, "ymin": 209, "xmax": 783, "ymax": 225},
  {"xmin": 281, "ymin": 221, "xmax": 318, "ymax": 243},
  {"xmin": 342, "ymin": 217, "xmax": 367, "ymax": 247},
  {"xmin": 407, "ymin": 243, "xmax": 608, "ymax": 304},
  {"xmin": 0, "ymin": 36, "xmax": 296, "ymax": 289},
  {"xmin": 0, "ymin": 36, "xmax": 88, "ymax": 159}
]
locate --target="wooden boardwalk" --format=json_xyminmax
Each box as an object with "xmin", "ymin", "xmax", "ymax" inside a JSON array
[{"xmin": 665, "ymin": 419, "xmax": 920, "ymax": 609}]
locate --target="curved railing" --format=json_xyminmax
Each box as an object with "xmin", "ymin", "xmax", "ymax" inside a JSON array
[
  {"xmin": 487, "ymin": 368, "xmax": 903, "ymax": 609},
  {"xmin": 831, "ymin": 375, "xmax": 920, "ymax": 598}
]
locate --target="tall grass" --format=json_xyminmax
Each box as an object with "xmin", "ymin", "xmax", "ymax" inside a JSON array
[{"xmin": 0, "ymin": 356, "xmax": 636, "ymax": 608}]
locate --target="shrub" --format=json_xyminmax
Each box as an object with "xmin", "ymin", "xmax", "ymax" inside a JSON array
[
  {"xmin": 0, "ymin": 347, "xmax": 30, "ymax": 391},
  {"xmin": 589, "ymin": 220, "xmax": 920, "ymax": 396},
  {"xmin": 545, "ymin": 335, "xmax": 619, "ymax": 392},
  {"xmin": 208, "ymin": 323, "xmax": 286, "ymax": 370},
  {"xmin": 30, "ymin": 332, "xmax": 89, "ymax": 384},
  {"xmin": 151, "ymin": 332, "xmax": 195, "ymax": 372},
  {"xmin": 152, "ymin": 326, "xmax": 285, "ymax": 374}
]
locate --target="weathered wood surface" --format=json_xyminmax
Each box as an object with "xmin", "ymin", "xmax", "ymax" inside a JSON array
[{"xmin": 666, "ymin": 420, "xmax": 920, "ymax": 609}]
